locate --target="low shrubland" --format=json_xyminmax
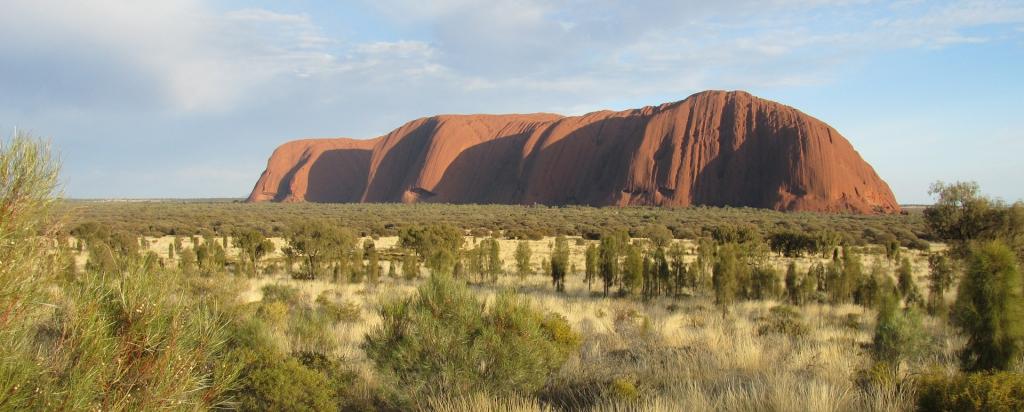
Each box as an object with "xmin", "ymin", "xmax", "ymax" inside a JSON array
[{"xmin": 5, "ymin": 134, "xmax": 1024, "ymax": 411}]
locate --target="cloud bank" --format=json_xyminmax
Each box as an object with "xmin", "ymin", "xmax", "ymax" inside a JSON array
[{"xmin": 0, "ymin": 0, "xmax": 1021, "ymax": 200}]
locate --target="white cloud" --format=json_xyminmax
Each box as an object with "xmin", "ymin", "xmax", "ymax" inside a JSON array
[
  {"xmin": 2, "ymin": 0, "xmax": 1023, "ymax": 199},
  {"xmin": 0, "ymin": 1, "xmax": 441, "ymax": 113},
  {"xmin": 5, "ymin": 0, "xmax": 1021, "ymax": 115}
]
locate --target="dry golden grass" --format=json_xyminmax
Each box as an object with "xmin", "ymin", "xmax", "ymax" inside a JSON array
[
  {"xmin": 67, "ymin": 235, "xmax": 950, "ymax": 411},
  {"xmin": 229, "ymin": 265, "xmax": 955, "ymax": 411}
]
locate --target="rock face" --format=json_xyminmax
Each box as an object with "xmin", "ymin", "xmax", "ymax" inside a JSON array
[{"xmin": 248, "ymin": 90, "xmax": 900, "ymax": 213}]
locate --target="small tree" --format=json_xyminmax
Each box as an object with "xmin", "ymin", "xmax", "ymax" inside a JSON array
[
  {"xmin": 952, "ymin": 240, "xmax": 1024, "ymax": 371},
  {"xmin": 453, "ymin": 257, "xmax": 465, "ymax": 279},
  {"xmin": 645, "ymin": 224, "xmax": 673, "ymax": 249},
  {"xmin": 550, "ymin": 236, "xmax": 570, "ymax": 293},
  {"xmin": 927, "ymin": 253, "xmax": 956, "ymax": 315},
  {"xmin": 693, "ymin": 238, "xmax": 715, "ymax": 291},
  {"xmin": 515, "ymin": 240, "xmax": 532, "ymax": 279},
  {"xmin": 349, "ymin": 246, "xmax": 365, "ymax": 283},
  {"xmin": 286, "ymin": 222, "xmax": 355, "ymax": 280},
  {"xmin": 872, "ymin": 291, "xmax": 927, "ymax": 375},
  {"xmin": 598, "ymin": 233, "xmax": 622, "ymax": 297},
  {"xmin": 480, "ymin": 237, "xmax": 502, "ymax": 282},
  {"xmin": 885, "ymin": 239, "xmax": 901, "ymax": 262},
  {"xmin": 178, "ymin": 248, "xmax": 197, "ymax": 275},
  {"xmin": 750, "ymin": 266, "xmax": 781, "ymax": 300},
  {"xmin": 653, "ymin": 247, "xmax": 670, "ymax": 297},
  {"xmin": 858, "ymin": 259, "xmax": 888, "ymax": 309},
  {"xmin": 641, "ymin": 253, "xmax": 654, "ymax": 300},
  {"xmin": 402, "ymin": 253, "xmax": 420, "ymax": 280},
  {"xmin": 365, "ymin": 240, "xmax": 380, "ymax": 285},
  {"xmin": 233, "ymin": 229, "xmax": 275, "ymax": 276},
  {"xmin": 801, "ymin": 263, "xmax": 821, "ymax": 304},
  {"xmin": 399, "ymin": 224, "xmax": 463, "ymax": 277},
  {"xmin": 713, "ymin": 243, "xmax": 742, "ymax": 309},
  {"xmin": 826, "ymin": 248, "xmax": 862, "ymax": 304},
  {"xmin": 897, "ymin": 257, "xmax": 917, "ymax": 300},
  {"xmin": 467, "ymin": 243, "xmax": 484, "ymax": 281},
  {"xmin": 195, "ymin": 236, "xmax": 226, "ymax": 276},
  {"xmin": 924, "ymin": 181, "xmax": 1024, "ymax": 257},
  {"xmin": 620, "ymin": 243, "xmax": 643, "ymax": 296},
  {"xmin": 584, "ymin": 244, "xmax": 598, "ymax": 292},
  {"xmin": 785, "ymin": 262, "xmax": 800, "ymax": 305}
]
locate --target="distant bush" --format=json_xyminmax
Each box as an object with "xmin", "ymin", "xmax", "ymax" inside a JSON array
[
  {"xmin": 363, "ymin": 274, "xmax": 580, "ymax": 402},
  {"xmin": 917, "ymin": 371, "xmax": 1024, "ymax": 412},
  {"xmin": 261, "ymin": 284, "xmax": 303, "ymax": 307},
  {"xmin": 756, "ymin": 305, "xmax": 810, "ymax": 339},
  {"xmin": 63, "ymin": 198, "xmax": 926, "ymax": 249},
  {"xmin": 315, "ymin": 293, "xmax": 361, "ymax": 324},
  {"xmin": 749, "ymin": 266, "xmax": 782, "ymax": 300}
]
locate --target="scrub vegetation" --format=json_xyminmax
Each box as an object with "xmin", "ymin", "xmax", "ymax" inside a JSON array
[{"xmin": 4, "ymin": 134, "xmax": 1024, "ymax": 411}]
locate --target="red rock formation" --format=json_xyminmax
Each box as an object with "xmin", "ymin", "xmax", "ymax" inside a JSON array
[{"xmin": 248, "ymin": 90, "xmax": 900, "ymax": 214}]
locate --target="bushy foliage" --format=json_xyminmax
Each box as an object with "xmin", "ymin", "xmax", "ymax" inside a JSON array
[
  {"xmin": 713, "ymin": 243, "xmax": 743, "ymax": 307},
  {"xmin": 584, "ymin": 243, "xmax": 599, "ymax": 292},
  {"xmin": 928, "ymin": 253, "xmax": 956, "ymax": 315},
  {"xmin": 222, "ymin": 314, "xmax": 353, "ymax": 412},
  {"xmin": 620, "ymin": 243, "xmax": 644, "ymax": 296},
  {"xmin": 750, "ymin": 266, "xmax": 782, "ymax": 300},
  {"xmin": 550, "ymin": 236, "xmax": 570, "ymax": 292},
  {"xmin": 644, "ymin": 224, "xmax": 673, "ymax": 248},
  {"xmin": 667, "ymin": 243, "xmax": 688, "ymax": 296},
  {"xmin": 756, "ymin": 305, "xmax": 810, "ymax": 339},
  {"xmin": 363, "ymin": 275, "xmax": 580, "ymax": 401},
  {"xmin": 65, "ymin": 199, "xmax": 927, "ymax": 253},
  {"xmin": 230, "ymin": 347, "xmax": 337, "ymax": 412},
  {"xmin": 285, "ymin": 222, "xmax": 355, "ymax": 280},
  {"xmin": 924, "ymin": 181, "xmax": 1024, "ymax": 256},
  {"xmin": 399, "ymin": 223, "xmax": 463, "ymax": 276},
  {"xmin": 599, "ymin": 230, "xmax": 628, "ymax": 297},
  {"xmin": 897, "ymin": 257, "xmax": 918, "ymax": 301},
  {"xmin": 952, "ymin": 240, "xmax": 1024, "ymax": 371},
  {"xmin": 233, "ymin": 229, "xmax": 275, "ymax": 276},
  {"xmin": 858, "ymin": 259, "xmax": 892, "ymax": 309},
  {"xmin": 515, "ymin": 240, "xmax": 533, "ymax": 279},
  {"xmin": 6, "ymin": 262, "xmax": 238, "ymax": 410},
  {"xmin": 917, "ymin": 371, "xmax": 1024, "ymax": 412},
  {"xmin": 0, "ymin": 135, "xmax": 236, "ymax": 410},
  {"xmin": 872, "ymin": 292, "xmax": 928, "ymax": 370},
  {"xmin": 768, "ymin": 231, "xmax": 820, "ymax": 257}
]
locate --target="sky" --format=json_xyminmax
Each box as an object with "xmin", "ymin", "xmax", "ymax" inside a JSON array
[{"xmin": 1, "ymin": 0, "xmax": 1022, "ymax": 204}]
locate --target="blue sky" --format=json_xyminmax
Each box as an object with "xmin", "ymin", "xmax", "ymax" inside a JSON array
[{"xmin": 1, "ymin": 0, "xmax": 1021, "ymax": 203}]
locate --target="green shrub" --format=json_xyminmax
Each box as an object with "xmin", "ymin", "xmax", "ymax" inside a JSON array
[
  {"xmin": 261, "ymin": 284, "xmax": 303, "ymax": 306},
  {"xmin": 952, "ymin": 240, "xmax": 1024, "ymax": 371},
  {"xmin": 872, "ymin": 292, "xmax": 928, "ymax": 370},
  {"xmin": 756, "ymin": 305, "xmax": 810, "ymax": 339},
  {"xmin": 917, "ymin": 371, "xmax": 1024, "ymax": 412},
  {"xmin": 28, "ymin": 263, "xmax": 238, "ymax": 410},
  {"xmin": 842, "ymin": 313, "xmax": 863, "ymax": 330},
  {"xmin": 363, "ymin": 274, "xmax": 580, "ymax": 402},
  {"xmin": 608, "ymin": 376, "xmax": 640, "ymax": 401},
  {"xmin": 231, "ymin": 348, "xmax": 338, "ymax": 412},
  {"xmin": 315, "ymin": 293, "xmax": 361, "ymax": 324},
  {"xmin": 750, "ymin": 266, "xmax": 782, "ymax": 300}
]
